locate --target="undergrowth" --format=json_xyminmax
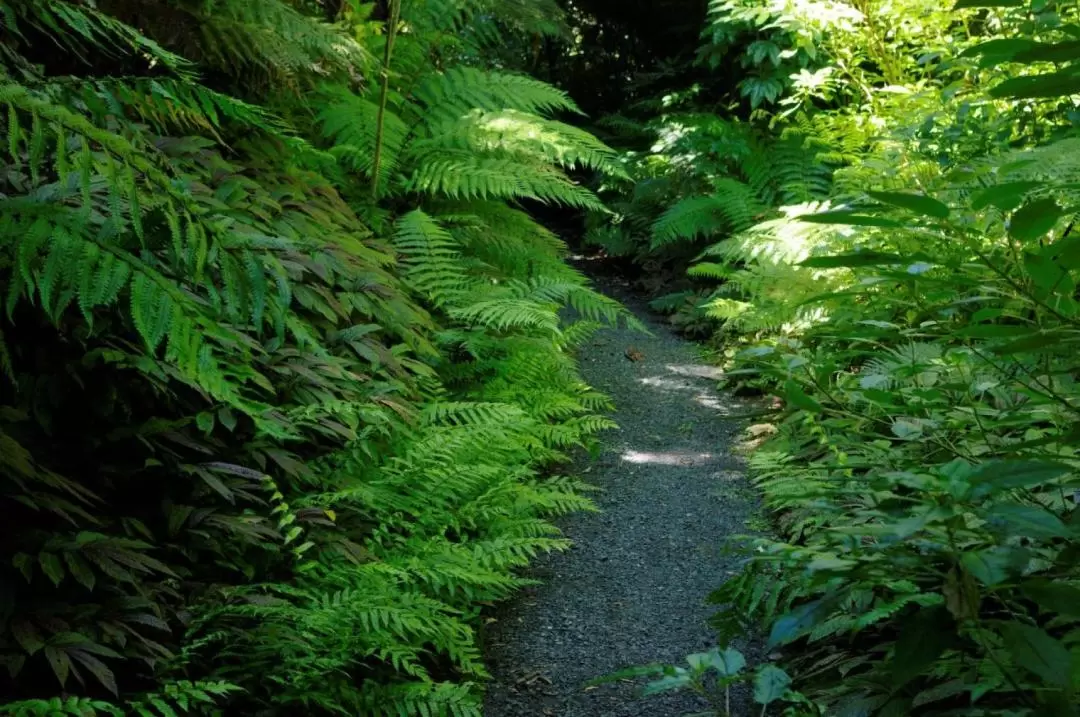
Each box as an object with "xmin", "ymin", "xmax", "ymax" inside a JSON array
[
  {"xmin": 597, "ymin": 0, "xmax": 1080, "ymax": 714},
  {"xmin": 0, "ymin": 0, "xmax": 635, "ymax": 714}
]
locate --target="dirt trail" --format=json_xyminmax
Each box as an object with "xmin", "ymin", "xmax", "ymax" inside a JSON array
[{"xmin": 483, "ymin": 279, "xmax": 757, "ymax": 717}]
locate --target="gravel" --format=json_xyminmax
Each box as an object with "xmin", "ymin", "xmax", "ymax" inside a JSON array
[{"xmin": 482, "ymin": 276, "xmax": 759, "ymax": 717}]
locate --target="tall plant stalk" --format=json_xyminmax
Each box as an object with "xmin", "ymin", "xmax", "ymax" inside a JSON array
[{"xmin": 371, "ymin": 0, "xmax": 402, "ymax": 201}]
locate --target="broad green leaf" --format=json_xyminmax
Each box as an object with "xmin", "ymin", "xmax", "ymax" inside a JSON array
[
  {"xmin": 643, "ymin": 669, "xmax": 691, "ymax": 696},
  {"xmin": 1013, "ymin": 40, "xmax": 1080, "ymax": 64},
  {"xmin": 983, "ymin": 502, "xmax": 1069, "ymax": 539},
  {"xmin": 753, "ymin": 665, "xmax": 792, "ymax": 705},
  {"xmin": 963, "ymin": 323, "xmax": 1036, "ymax": 339},
  {"xmin": 768, "ymin": 596, "xmax": 836, "ymax": 648},
  {"xmin": 867, "ymin": 190, "xmax": 950, "ymax": 218},
  {"xmin": 1021, "ymin": 580, "xmax": 1080, "ymax": 617},
  {"xmin": 796, "ymin": 210, "xmax": 903, "ymax": 227},
  {"xmin": 799, "ymin": 252, "xmax": 903, "ymax": 268},
  {"xmin": 971, "ymin": 181, "xmax": 1039, "ymax": 211},
  {"xmin": 784, "ymin": 380, "xmax": 823, "ymax": 413},
  {"xmin": 994, "ymin": 331, "xmax": 1074, "ymax": 355},
  {"xmin": 891, "ymin": 419, "xmax": 923, "ymax": 440},
  {"xmin": 962, "ymin": 547, "xmax": 1021, "ymax": 585},
  {"xmin": 954, "ymin": 0, "xmax": 1024, "ymax": 6},
  {"xmin": 1023, "ymin": 251, "xmax": 1073, "ymax": 294},
  {"xmin": 1048, "ymin": 232, "xmax": 1080, "ymax": 269},
  {"xmin": 891, "ymin": 606, "xmax": 953, "ymax": 688},
  {"xmin": 959, "ymin": 38, "xmax": 1039, "ymax": 60},
  {"xmin": 991, "ymin": 72, "xmax": 1080, "ymax": 100},
  {"xmin": 967, "ymin": 460, "xmax": 1072, "ymax": 500},
  {"xmin": 688, "ymin": 648, "xmax": 746, "ymax": 677},
  {"xmin": 958, "ymin": 324, "xmax": 1034, "ymax": 339},
  {"xmin": 1009, "ymin": 198, "xmax": 1064, "ymax": 241},
  {"xmin": 999, "ymin": 622, "xmax": 1072, "ymax": 686}
]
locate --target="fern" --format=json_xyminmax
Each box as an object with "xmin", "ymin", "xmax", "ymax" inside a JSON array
[
  {"xmin": 0, "ymin": 0, "xmax": 626, "ymax": 715},
  {"xmin": 651, "ymin": 180, "xmax": 763, "ymax": 248}
]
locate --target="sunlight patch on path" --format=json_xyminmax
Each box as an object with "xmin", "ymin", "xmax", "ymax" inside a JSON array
[{"xmin": 621, "ymin": 450, "xmax": 716, "ymax": 466}]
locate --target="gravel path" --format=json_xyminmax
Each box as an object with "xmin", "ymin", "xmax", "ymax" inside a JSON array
[{"xmin": 482, "ymin": 277, "xmax": 758, "ymax": 717}]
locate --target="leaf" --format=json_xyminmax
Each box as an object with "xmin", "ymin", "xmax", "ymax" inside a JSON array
[
  {"xmin": 799, "ymin": 252, "xmax": 903, "ymax": 268},
  {"xmin": 768, "ymin": 596, "xmax": 837, "ymax": 647},
  {"xmin": 69, "ymin": 649, "xmax": 118, "ymax": 695},
  {"xmin": 999, "ymin": 622, "xmax": 1072, "ymax": 686},
  {"xmin": 1010, "ymin": 198, "xmax": 1064, "ymax": 241},
  {"xmin": 967, "ymin": 460, "xmax": 1072, "ymax": 500},
  {"xmin": 954, "ymin": 0, "xmax": 1024, "ymax": 6},
  {"xmin": 960, "ymin": 39, "xmax": 1040, "ymax": 60},
  {"xmin": 891, "ymin": 606, "xmax": 953, "ymax": 688},
  {"xmin": 962, "ymin": 547, "xmax": 1021, "ymax": 585},
  {"xmin": 1012, "ymin": 40, "xmax": 1080, "ymax": 64},
  {"xmin": 38, "ymin": 551, "xmax": 64, "ymax": 587},
  {"xmin": 63, "ymin": 551, "xmax": 97, "ymax": 591},
  {"xmin": 11, "ymin": 619, "xmax": 45, "ymax": 655},
  {"xmin": 753, "ymin": 665, "xmax": 792, "ymax": 705},
  {"xmin": 783, "ymin": 380, "xmax": 823, "ymax": 413},
  {"xmin": 1021, "ymin": 580, "xmax": 1080, "ymax": 617},
  {"xmin": 993, "ymin": 331, "xmax": 1073, "ymax": 355},
  {"xmin": 891, "ymin": 419, "xmax": 923, "ymax": 440},
  {"xmin": 971, "ymin": 181, "xmax": 1039, "ymax": 211},
  {"xmin": 12, "ymin": 552, "xmax": 32, "ymax": 582},
  {"xmin": 983, "ymin": 502, "xmax": 1069, "ymax": 539},
  {"xmin": 1024, "ymin": 250, "xmax": 1073, "ymax": 294},
  {"xmin": 688, "ymin": 647, "xmax": 746, "ymax": 677},
  {"xmin": 867, "ymin": 190, "xmax": 950, "ymax": 218},
  {"xmin": 958, "ymin": 323, "xmax": 1034, "ymax": 339},
  {"xmin": 44, "ymin": 646, "xmax": 71, "ymax": 687},
  {"xmin": 797, "ymin": 210, "xmax": 903, "ymax": 227},
  {"xmin": 642, "ymin": 668, "xmax": 691, "ymax": 696},
  {"xmin": 991, "ymin": 72, "xmax": 1080, "ymax": 100}
]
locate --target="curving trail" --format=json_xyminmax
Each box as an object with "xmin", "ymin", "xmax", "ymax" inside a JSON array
[{"xmin": 483, "ymin": 276, "xmax": 757, "ymax": 717}]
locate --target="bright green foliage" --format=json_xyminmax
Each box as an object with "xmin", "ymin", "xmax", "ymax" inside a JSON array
[
  {"xmin": 0, "ymin": 1, "xmax": 629, "ymax": 714},
  {"xmin": 590, "ymin": 645, "xmax": 816, "ymax": 716},
  {"xmin": 604, "ymin": 0, "xmax": 1080, "ymax": 714}
]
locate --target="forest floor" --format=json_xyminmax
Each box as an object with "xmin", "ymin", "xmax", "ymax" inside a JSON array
[{"xmin": 483, "ymin": 272, "xmax": 760, "ymax": 717}]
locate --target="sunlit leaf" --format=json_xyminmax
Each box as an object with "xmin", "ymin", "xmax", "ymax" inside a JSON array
[
  {"xmin": 867, "ymin": 190, "xmax": 950, "ymax": 218},
  {"xmin": 796, "ymin": 210, "xmax": 903, "ymax": 227}
]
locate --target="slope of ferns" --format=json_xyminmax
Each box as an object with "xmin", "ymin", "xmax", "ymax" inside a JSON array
[{"xmin": 0, "ymin": 1, "xmax": 629, "ymax": 715}]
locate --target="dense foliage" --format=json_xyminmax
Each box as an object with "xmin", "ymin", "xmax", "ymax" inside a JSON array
[
  {"xmin": 0, "ymin": 1, "xmax": 636, "ymax": 715},
  {"xmin": 593, "ymin": 0, "xmax": 1080, "ymax": 714}
]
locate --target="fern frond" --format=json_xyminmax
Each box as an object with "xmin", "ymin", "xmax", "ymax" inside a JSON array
[
  {"xmin": 414, "ymin": 68, "xmax": 581, "ymax": 128},
  {"xmin": 409, "ymin": 153, "xmax": 604, "ymax": 209},
  {"xmin": 651, "ymin": 179, "xmax": 761, "ymax": 248}
]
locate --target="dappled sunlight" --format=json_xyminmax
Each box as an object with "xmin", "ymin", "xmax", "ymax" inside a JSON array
[
  {"xmin": 634, "ymin": 361, "xmax": 738, "ymax": 415},
  {"xmin": 665, "ymin": 363, "xmax": 725, "ymax": 380},
  {"xmin": 639, "ymin": 375, "xmax": 697, "ymax": 391},
  {"xmin": 694, "ymin": 394, "xmax": 724, "ymax": 410},
  {"xmin": 621, "ymin": 450, "xmax": 716, "ymax": 466}
]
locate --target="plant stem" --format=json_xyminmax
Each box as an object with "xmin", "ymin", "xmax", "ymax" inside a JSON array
[{"xmin": 370, "ymin": 0, "xmax": 401, "ymax": 201}]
